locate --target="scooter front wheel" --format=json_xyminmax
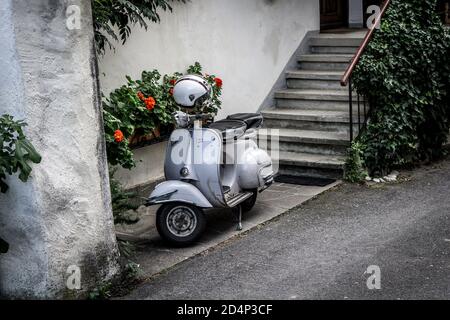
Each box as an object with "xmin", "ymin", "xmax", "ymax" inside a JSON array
[{"xmin": 156, "ymin": 203, "xmax": 206, "ymax": 247}]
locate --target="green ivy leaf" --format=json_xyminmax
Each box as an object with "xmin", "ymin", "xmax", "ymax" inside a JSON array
[
  {"xmin": 1, "ymin": 114, "xmax": 41, "ymax": 193},
  {"xmin": 351, "ymin": 0, "xmax": 450, "ymax": 174}
]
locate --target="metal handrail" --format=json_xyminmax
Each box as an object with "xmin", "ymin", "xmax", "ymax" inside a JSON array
[
  {"xmin": 340, "ymin": 0, "xmax": 392, "ymax": 142},
  {"xmin": 340, "ymin": 0, "xmax": 391, "ymax": 87}
]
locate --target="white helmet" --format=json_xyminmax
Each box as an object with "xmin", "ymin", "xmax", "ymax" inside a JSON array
[{"xmin": 173, "ymin": 75, "xmax": 211, "ymax": 108}]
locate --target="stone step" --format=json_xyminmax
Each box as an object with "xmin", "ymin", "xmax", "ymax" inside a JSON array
[
  {"xmin": 275, "ymin": 151, "xmax": 345, "ymax": 180},
  {"xmin": 275, "ymin": 88, "xmax": 355, "ymax": 101},
  {"xmin": 286, "ymin": 70, "xmax": 344, "ymax": 90},
  {"xmin": 278, "ymin": 151, "xmax": 345, "ymax": 169},
  {"xmin": 299, "ymin": 54, "xmax": 354, "ymax": 63},
  {"xmin": 309, "ymin": 34, "xmax": 365, "ymax": 47},
  {"xmin": 311, "ymin": 45, "xmax": 359, "ymax": 54},
  {"xmin": 275, "ymin": 88, "xmax": 365, "ymax": 111},
  {"xmin": 286, "ymin": 70, "xmax": 344, "ymax": 81},
  {"xmin": 260, "ymin": 31, "xmax": 367, "ymax": 180},
  {"xmin": 276, "ymin": 99, "xmax": 350, "ymax": 111},
  {"xmin": 309, "ymin": 34, "xmax": 363, "ymax": 54},
  {"xmin": 262, "ymin": 108, "xmax": 362, "ymax": 134},
  {"xmin": 298, "ymin": 54, "xmax": 353, "ymax": 71},
  {"xmin": 259, "ymin": 128, "xmax": 349, "ymax": 156}
]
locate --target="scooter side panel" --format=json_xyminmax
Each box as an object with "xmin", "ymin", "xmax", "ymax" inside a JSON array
[
  {"xmin": 163, "ymin": 128, "xmax": 225, "ymax": 208},
  {"xmin": 147, "ymin": 181, "xmax": 213, "ymax": 208},
  {"xmin": 191, "ymin": 129, "xmax": 227, "ymax": 207},
  {"xmin": 165, "ymin": 129, "xmax": 192, "ymax": 181}
]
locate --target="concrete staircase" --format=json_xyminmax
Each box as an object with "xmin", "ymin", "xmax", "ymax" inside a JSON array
[{"xmin": 261, "ymin": 30, "xmax": 366, "ymax": 180}]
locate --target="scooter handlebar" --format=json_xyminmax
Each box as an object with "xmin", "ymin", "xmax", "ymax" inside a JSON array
[
  {"xmin": 173, "ymin": 111, "xmax": 212, "ymax": 128},
  {"xmin": 191, "ymin": 113, "xmax": 212, "ymax": 121}
]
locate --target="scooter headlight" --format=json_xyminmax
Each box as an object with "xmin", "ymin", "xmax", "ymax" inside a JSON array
[{"xmin": 180, "ymin": 167, "xmax": 190, "ymax": 177}]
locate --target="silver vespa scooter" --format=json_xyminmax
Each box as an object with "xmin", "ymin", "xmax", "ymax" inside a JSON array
[{"xmin": 147, "ymin": 75, "xmax": 274, "ymax": 246}]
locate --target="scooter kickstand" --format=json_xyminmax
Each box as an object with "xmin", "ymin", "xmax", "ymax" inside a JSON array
[{"xmin": 234, "ymin": 205, "xmax": 243, "ymax": 231}]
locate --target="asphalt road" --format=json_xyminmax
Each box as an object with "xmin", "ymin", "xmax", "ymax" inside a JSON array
[{"xmin": 125, "ymin": 158, "xmax": 450, "ymax": 300}]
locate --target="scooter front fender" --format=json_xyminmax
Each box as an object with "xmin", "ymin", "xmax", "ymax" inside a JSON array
[{"xmin": 146, "ymin": 181, "xmax": 213, "ymax": 208}]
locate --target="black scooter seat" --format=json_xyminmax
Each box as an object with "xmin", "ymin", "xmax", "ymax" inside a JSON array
[
  {"xmin": 227, "ymin": 113, "xmax": 263, "ymax": 130},
  {"xmin": 209, "ymin": 119, "xmax": 247, "ymax": 132},
  {"xmin": 208, "ymin": 119, "xmax": 247, "ymax": 141},
  {"xmin": 208, "ymin": 113, "xmax": 263, "ymax": 141}
]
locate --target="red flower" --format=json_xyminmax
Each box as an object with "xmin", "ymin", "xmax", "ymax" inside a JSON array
[
  {"xmin": 169, "ymin": 88, "xmax": 174, "ymax": 96},
  {"xmin": 114, "ymin": 130, "xmax": 124, "ymax": 143},
  {"xmin": 145, "ymin": 97, "xmax": 156, "ymax": 111},
  {"xmin": 170, "ymin": 79, "xmax": 176, "ymax": 86},
  {"xmin": 137, "ymin": 91, "xmax": 145, "ymax": 101},
  {"xmin": 214, "ymin": 77, "xmax": 223, "ymax": 88}
]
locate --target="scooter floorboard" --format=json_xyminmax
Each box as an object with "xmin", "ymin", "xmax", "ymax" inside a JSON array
[{"xmin": 225, "ymin": 191, "xmax": 253, "ymax": 208}]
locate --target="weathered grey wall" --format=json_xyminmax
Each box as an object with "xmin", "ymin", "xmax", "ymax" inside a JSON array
[{"xmin": 0, "ymin": 0, "xmax": 119, "ymax": 298}]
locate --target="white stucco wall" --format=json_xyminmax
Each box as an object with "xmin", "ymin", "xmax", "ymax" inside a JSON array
[
  {"xmin": 99, "ymin": 0, "xmax": 320, "ymax": 188},
  {"xmin": 114, "ymin": 142, "xmax": 167, "ymax": 189},
  {"xmin": 100, "ymin": 0, "xmax": 319, "ymax": 119},
  {"xmin": 0, "ymin": 0, "xmax": 119, "ymax": 298}
]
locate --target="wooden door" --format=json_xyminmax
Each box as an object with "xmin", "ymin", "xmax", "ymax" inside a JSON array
[{"xmin": 320, "ymin": 0, "xmax": 348, "ymax": 29}]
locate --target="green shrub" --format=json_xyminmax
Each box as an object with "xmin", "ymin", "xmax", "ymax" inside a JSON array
[
  {"xmin": 92, "ymin": 0, "xmax": 187, "ymax": 55},
  {"xmin": 344, "ymin": 142, "xmax": 368, "ymax": 183},
  {"xmin": 103, "ymin": 62, "xmax": 223, "ymax": 169},
  {"xmin": 1, "ymin": 114, "xmax": 41, "ymax": 253},
  {"xmin": 353, "ymin": 0, "xmax": 450, "ymax": 175},
  {"xmin": 0, "ymin": 115, "xmax": 41, "ymax": 193},
  {"xmin": 88, "ymin": 261, "xmax": 141, "ymax": 300},
  {"xmin": 109, "ymin": 168, "xmax": 139, "ymax": 225}
]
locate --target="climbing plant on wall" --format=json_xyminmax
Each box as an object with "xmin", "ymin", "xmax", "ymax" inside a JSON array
[
  {"xmin": 0, "ymin": 115, "xmax": 41, "ymax": 253},
  {"xmin": 92, "ymin": 0, "xmax": 187, "ymax": 55},
  {"xmin": 352, "ymin": 0, "xmax": 450, "ymax": 175}
]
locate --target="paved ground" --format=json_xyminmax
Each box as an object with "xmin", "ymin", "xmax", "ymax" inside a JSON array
[
  {"xmin": 116, "ymin": 182, "xmax": 339, "ymax": 278},
  {"xmin": 124, "ymin": 158, "xmax": 450, "ymax": 300}
]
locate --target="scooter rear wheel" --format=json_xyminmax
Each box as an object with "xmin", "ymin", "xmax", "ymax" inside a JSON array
[{"xmin": 156, "ymin": 203, "xmax": 206, "ymax": 247}]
